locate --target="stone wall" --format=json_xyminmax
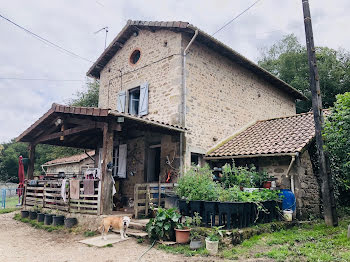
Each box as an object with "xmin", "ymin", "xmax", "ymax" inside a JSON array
[
  {"xmin": 118, "ymin": 133, "xmax": 180, "ymax": 199},
  {"xmin": 257, "ymin": 151, "xmax": 321, "ymax": 219},
  {"xmin": 45, "ymin": 158, "xmax": 94, "ymax": 175},
  {"xmin": 119, "ymin": 137, "xmax": 146, "ymax": 199},
  {"xmin": 99, "ymin": 29, "xmax": 183, "ymax": 126},
  {"xmin": 184, "ymin": 34, "xmax": 296, "ymax": 159}
]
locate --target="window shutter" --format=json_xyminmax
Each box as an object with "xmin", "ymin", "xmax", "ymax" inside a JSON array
[
  {"xmin": 117, "ymin": 144, "xmax": 127, "ymax": 178},
  {"xmin": 138, "ymin": 82, "xmax": 149, "ymax": 116},
  {"xmin": 116, "ymin": 90, "xmax": 126, "ymax": 113}
]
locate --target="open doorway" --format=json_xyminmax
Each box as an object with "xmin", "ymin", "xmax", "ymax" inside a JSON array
[{"xmin": 147, "ymin": 145, "xmax": 161, "ymax": 182}]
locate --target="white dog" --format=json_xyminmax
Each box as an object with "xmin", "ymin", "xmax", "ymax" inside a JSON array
[{"xmin": 99, "ymin": 216, "xmax": 131, "ymax": 240}]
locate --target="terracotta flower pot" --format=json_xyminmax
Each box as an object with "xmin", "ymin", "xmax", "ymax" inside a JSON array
[{"xmin": 175, "ymin": 228, "xmax": 191, "ymax": 244}]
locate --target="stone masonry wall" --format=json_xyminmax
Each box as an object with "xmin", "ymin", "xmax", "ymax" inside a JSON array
[
  {"xmin": 119, "ymin": 137, "xmax": 145, "ymax": 199},
  {"xmin": 45, "ymin": 158, "xmax": 94, "ymax": 174},
  {"xmin": 258, "ymin": 152, "xmax": 320, "ymax": 219},
  {"xmin": 184, "ymin": 34, "xmax": 296, "ymax": 156},
  {"xmin": 99, "ymin": 29, "xmax": 183, "ymax": 125}
]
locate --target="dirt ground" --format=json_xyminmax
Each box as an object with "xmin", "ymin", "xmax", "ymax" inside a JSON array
[{"xmin": 0, "ymin": 212, "xmax": 223, "ymax": 262}]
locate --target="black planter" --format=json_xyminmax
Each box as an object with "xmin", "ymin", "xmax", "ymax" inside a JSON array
[
  {"xmin": 44, "ymin": 214, "xmax": 53, "ymax": 225},
  {"xmin": 29, "ymin": 211, "xmax": 37, "ymax": 220},
  {"xmin": 218, "ymin": 202, "xmax": 246, "ymax": 229},
  {"xmin": 64, "ymin": 218, "xmax": 78, "ymax": 228},
  {"xmin": 178, "ymin": 199, "xmax": 190, "ymax": 216},
  {"xmin": 53, "ymin": 215, "xmax": 65, "ymax": 226},
  {"xmin": 203, "ymin": 201, "xmax": 217, "ymax": 227},
  {"xmin": 21, "ymin": 210, "xmax": 29, "ymax": 218},
  {"xmin": 189, "ymin": 200, "xmax": 204, "ymax": 218},
  {"xmin": 37, "ymin": 213, "xmax": 45, "ymax": 223}
]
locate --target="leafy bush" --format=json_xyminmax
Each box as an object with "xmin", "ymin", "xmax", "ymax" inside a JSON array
[
  {"xmin": 146, "ymin": 208, "xmax": 181, "ymax": 240},
  {"xmin": 176, "ymin": 165, "xmax": 221, "ymax": 201},
  {"xmin": 221, "ymin": 162, "xmax": 270, "ymax": 188},
  {"xmin": 218, "ymin": 186, "xmax": 280, "ymax": 202},
  {"xmin": 324, "ymin": 92, "xmax": 350, "ymax": 204}
]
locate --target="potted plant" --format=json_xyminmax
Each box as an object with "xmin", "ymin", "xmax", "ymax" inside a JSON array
[
  {"xmin": 205, "ymin": 226, "xmax": 224, "ymax": 255},
  {"xmin": 175, "ymin": 216, "xmax": 191, "ymax": 244},
  {"xmin": 189, "ymin": 212, "xmax": 203, "ymax": 250},
  {"xmin": 146, "ymin": 208, "xmax": 181, "ymax": 241}
]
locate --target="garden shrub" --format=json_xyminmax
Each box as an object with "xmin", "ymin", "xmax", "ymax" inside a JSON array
[
  {"xmin": 324, "ymin": 92, "xmax": 350, "ymax": 204},
  {"xmin": 176, "ymin": 165, "xmax": 221, "ymax": 201}
]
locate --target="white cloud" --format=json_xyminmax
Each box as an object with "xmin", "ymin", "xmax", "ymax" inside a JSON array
[{"xmin": 0, "ymin": 0, "xmax": 349, "ymax": 142}]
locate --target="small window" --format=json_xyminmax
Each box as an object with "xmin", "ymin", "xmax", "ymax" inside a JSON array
[
  {"xmin": 130, "ymin": 49, "xmax": 141, "ymax": 64},
  {"xmin": 191, "ymin": 153, "xmax": 202, "ymax": 167},
  {"xmin": 128, "ymin": 87, "xmax": 140, "ymax": 115}
]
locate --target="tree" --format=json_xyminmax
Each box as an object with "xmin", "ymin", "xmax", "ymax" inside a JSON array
[
  {"xmin": 0, "ymin": 80, "xmax": 99, "ymax": 182},
  {"xmin": 69, "ymin": 80, "xmax": 99, "ymax": 107},
  {"xmin": 323, "ymin": 92, "xmax": 350, "ymax": 205},
  {"xmin": 258, "ymin": 35, "xmax": 350, "ymax": 113}
]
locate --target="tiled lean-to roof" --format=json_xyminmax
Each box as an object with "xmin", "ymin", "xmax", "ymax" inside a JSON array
[
  {"xmin": 206, "ymin": 112, "xmax": 326, "ymax": 159},
  {"xmin": 43, "ymin": 151, "xmax": 95, "ymax": 166}
]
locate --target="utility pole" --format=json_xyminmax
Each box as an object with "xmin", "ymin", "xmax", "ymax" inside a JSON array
[{"xmin": 302, "ymin": 0, "xmax": 338, "ymax": 226}]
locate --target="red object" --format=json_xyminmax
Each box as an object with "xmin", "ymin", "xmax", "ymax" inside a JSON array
[
  {"xmin": 263, "ymin": 181, "xmax": 272, "ymax": 189},
  {"xmin": 17, "ymin": 155, "xmax": 25, "ymax": 196}
]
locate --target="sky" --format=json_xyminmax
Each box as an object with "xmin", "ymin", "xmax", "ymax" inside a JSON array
[{"xmin": 0, "ymin": 0, "xmax": 349, "ymax": 143}]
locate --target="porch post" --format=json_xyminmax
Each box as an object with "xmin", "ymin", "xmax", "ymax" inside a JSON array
[
  {"xmin": 27, "ymin": 143, "xmax": 36, "ymax": 180},
  {"xmin": 100, "ymin": 122, "xmax": 114, "ymax": 215}
]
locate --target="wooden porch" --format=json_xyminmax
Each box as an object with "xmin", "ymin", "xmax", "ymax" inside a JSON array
[{"xmin": 16, "ymin": 103, "xmax": 185, "ymax": 215}]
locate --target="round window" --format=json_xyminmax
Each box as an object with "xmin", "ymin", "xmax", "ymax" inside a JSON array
[{"xmin": 130, "ymin": 49, "xmax": 141, "ymax": 65}]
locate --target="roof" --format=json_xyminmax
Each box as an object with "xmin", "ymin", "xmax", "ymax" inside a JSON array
[
  {"xmin": 16, "ymin": 103, "xmax": 186, "ymax": 147},
  {"xmin": 42, "ymin": 151, "xmax": 95, "ymax": 166},
  {"xmin": 86, "ymin": 20, "xmax": 306, "ymax": 100},
  {"xmin": 206, "ymin": 112, "xmax": 324, "ymax": 159}
]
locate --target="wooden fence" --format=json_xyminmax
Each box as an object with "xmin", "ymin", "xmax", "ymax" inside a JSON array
[
  {"xmin": 24, "ymin": 179, "xmax": 100, "ymax": 215},
  {"xmin": 134, "ymin": 183, "xmax": 175, "ymax": 218}
]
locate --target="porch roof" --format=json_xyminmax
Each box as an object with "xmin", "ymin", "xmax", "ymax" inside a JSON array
[{"xmin": 16, "ymin": 103, "xmax": 186, "ymax": 149}]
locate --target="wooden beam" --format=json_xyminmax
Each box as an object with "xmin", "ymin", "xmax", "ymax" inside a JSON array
[
  {"xmin": 34, "ymin": 123, "xmax": 104, "ymax": 144},
  {"xmin": 66, "ymin": 117, "xmax": 106, "ymax": 127},
  {"xmin": 100, "ymin": 123, "xmax": 114, "ymax": 215},
  {"xmin": 27, "ymin": 143, "xmax": 36, "ymax": 180}
]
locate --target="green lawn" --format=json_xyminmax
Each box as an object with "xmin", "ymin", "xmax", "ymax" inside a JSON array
[
  {"xmin": 220, "ymin": 217, "xmax": 350, "ymax": 261},
  {"xmin": 157, "ymin": 217, "xmax": 350, "ymax": 261},
  {"xmin": 4, "ymin": 196, "xmax": 20, "ymax": 208}
]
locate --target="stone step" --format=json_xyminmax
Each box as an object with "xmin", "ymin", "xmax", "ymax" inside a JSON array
[
  {"xmin": 128, "ymin": 219, "xmax": 149, "ymax": 231},
  {"xmin": 112, "ymin": 228, "xmax": 148, "ymax": 238}
]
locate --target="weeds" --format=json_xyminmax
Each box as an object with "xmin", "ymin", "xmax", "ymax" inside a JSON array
[
  {"xmin": 13, "ymin": 213, "xmax": 64, "ymax": 232},
  {"xmin": 84, "ymin": 230, "xmax": 97, "ymax": 237}
]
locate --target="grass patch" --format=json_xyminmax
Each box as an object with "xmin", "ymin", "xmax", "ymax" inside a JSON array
[
  {"xmin": 13, "ymin": 213, "xmax": 64, "ymax": 232},
  {"xmin": 225, "ymin": 216, "xmax": 350, "ymax": 262},
  {"xmin": 103, "ymin": 243, "xmax": 113, "ymax": 248},
  {"xmin": 157, "ymin": 244, "xmax": 209, "ymax": 257},
  {"xmin": 0, "ymin": 207, "xmax": 19, "ymax": 214},
  {"xmin": 84, "ymin": 230, "xmax": 98, "ymax": 237}
]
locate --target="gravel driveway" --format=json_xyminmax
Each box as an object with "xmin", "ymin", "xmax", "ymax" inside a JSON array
[{"xmin": 0, "ymin": 212, "xmax": 221, "ymax": 262}]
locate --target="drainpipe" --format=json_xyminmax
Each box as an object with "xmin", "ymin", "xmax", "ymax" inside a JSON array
[
  {"xmin": 180, "ymin": 29, "xmax": 198, "ymax": 174},
  {"xmin": 286, "ymin": 155, "xmax": 296, "ymax": 194}
]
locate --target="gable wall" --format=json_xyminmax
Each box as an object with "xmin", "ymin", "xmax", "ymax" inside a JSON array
[
  {"xmin": 99, "ymin": 29, "xmax": 183, "ymax": 125},
  {"xmin": 45, "ymin": 158, "xmax": 94, "ymax": 174},
  {"xmin": 184, "ymin": 35, "xmax": 296, "ymax": 156}
]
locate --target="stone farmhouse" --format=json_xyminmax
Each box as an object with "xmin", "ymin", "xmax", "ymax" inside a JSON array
[
  {"xmin": 17, "ymin": 20, "xmax": 320, "ymax": 218},
  {"xmin": 42, "ymin": 151, "xmax": 95, "ymax": 176}
]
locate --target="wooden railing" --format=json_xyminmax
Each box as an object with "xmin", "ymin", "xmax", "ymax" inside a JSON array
[
  {"xmin": 134, "ymin": 183, "xmax": 175, "ymax": 218},
  {"xmin": 24, "ymin": 179, "xmax": 100, "ymax": 215}
]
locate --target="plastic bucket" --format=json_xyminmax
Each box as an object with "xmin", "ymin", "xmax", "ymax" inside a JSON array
[
  {"xmin": 205, "ymin": 238, "xmax": 219, "ymax": 255},
  {"xmin": 283, "ymin": 209, "xmax": 293, "ymax": 222}
]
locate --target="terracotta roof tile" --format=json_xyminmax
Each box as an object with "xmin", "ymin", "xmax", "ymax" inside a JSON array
[
  {"xmin": 43, "ymin": 151, "xmax": 95, "ymax": 166},
  {"xmin": 207, "ymin": 112, "xmax": 328, "ymax": 158}
]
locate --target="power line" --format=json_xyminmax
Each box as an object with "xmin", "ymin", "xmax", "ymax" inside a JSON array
[
  {"xmin": 212, "ymin": 0, "xmax": 262, "ymax": 36},
  {"xmin": 0, "ymin": 77, "xmax": 85, "ymax": 82},
  {"xmin": 0, "ymin": 13, "xmax": 93, "ymax": 63}
]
